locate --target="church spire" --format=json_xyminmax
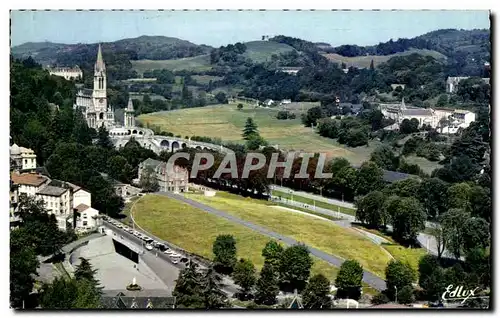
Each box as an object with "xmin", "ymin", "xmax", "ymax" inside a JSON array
[
  {"xmin": 126, "ymin": 97, "xmax": 134, "ymax": 111},
  {"xmin": 95, "ymin": 43, "xmax": 105, "ymax": 72}
]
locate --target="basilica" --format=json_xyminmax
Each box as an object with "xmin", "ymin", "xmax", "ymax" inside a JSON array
[{"xmin": 74, "ymin": 44, "xmax": 134, "ymax": 130}]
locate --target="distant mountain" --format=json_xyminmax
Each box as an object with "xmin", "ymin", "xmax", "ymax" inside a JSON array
[{"xmin": 11, "ymin": 35, "xmax": 212, "ymax": 66}]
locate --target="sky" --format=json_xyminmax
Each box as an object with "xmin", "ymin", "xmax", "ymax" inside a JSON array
[{"xmin": 10, "ymin": 10, "xmax": 490, "ymax": 48}]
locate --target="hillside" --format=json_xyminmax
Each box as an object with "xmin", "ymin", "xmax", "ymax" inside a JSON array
[
  {"xmin": 131, "ymin": 54, "xmax": 212, "ymax": 74},
  {"xmin": 322, "ymin": 49, "xmax": 447, "ymax": 69},
  {"xmin": 242, "ymin": 40, "xmax": 296, "ymax": 63},
  {"xmin": 11, "ymin": 35, "xmax": 211, "ymax": 66}
]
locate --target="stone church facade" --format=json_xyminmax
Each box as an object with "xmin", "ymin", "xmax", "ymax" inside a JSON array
[{"xmin": 74, "ymin": 44, "xmax": 116, "ymax": 130}]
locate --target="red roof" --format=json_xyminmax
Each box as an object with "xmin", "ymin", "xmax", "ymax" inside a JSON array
[{"xmin": 75, "ymin": 203, "xmax": 90, "ymax": 213}]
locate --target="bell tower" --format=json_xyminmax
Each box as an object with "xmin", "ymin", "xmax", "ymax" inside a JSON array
[
  {"xmin": 124, "ymin": 97, "xmax": 135, "ymax": 128},
  {"xmin": 93, "ymin": 44, "xmax": 107, "ymax": 113}
]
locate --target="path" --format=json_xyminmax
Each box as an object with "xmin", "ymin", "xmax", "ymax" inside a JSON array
[
  {"xmin": 270, "ymin": 185, "xmax": 449, "ymax": 258},
  {"xmin": 155, "ymin": 191, "xmax": 387, "ymax": 291}
]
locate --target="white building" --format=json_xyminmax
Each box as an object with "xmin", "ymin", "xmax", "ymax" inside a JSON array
[
  {"xmin": 74, "ymin": 204, "xmax": 100, "ymax": 231},
  {"xmin": 48, "ymin": 66, "xmax": 83, "ymax": 81},
  {"xmin": 379, "ymin": 98, "xmax": 476, "ymax": 133},
  {"xmin": 10, "ymin": 172, "xmax": 97, "ymax": 231},
  {"xmin": 446, "ymin": 76, "xmax": 491, "ymax": 93},
  {"xmin": 74, "ymin": 44, "xmax": 115, "ymax": 130},
  {"xmin": 10, "ymin": 143, "xmax": 37, "ymax": 171}
]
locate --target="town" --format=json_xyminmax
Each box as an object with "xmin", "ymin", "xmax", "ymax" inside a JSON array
[{"xmin": 9, "ymin": 10, "xmax": 491, "ymax": 310}]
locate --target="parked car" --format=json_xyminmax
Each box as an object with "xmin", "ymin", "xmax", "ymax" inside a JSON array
[
  {"xmin": 180, "ymin": 258, "xmax": 189, "ymax": 264},
  {"xmin": 145, "ymin": 244, "xmax": 153, "ymax": 251}
]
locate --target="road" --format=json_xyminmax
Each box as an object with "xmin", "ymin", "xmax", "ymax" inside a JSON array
[
  {"xmin": 103, "ymin": 220, "xmax": 240, "ymax": 297},
  {"xmin": 269, "ymin": 185, "xmax": 450, "ymax": 258},
  {"xmin": 154, "ymin": 191, "xmax": 387, "ymax": 291}
]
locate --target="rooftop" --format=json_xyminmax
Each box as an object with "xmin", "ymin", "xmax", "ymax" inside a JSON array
[
  {"xmin": 11, "ymin": 172, "xmax": 49, "ymax": 187},
  {"xmin": 402, "ymin": 108, "xmax": 434, "ymax": 117},
  {"xmin": 37, "ymin": 185, "xmax": 68, "ymax": 197},
  {"xmin": 75, "ymin": 203, "xmax": 90, "ymax": 213}
]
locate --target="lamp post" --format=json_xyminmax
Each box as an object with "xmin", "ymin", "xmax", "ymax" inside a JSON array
[{"xmin": 395, "ymin": 286, "xmax": 398, "ymax": 304}]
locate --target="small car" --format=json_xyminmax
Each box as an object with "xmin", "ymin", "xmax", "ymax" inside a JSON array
[{"xmin": 145, "ymin": 244, "xmax": 153, "ymax": 251}]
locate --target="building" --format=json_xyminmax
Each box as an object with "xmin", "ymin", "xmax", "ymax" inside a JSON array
[
  {"xmin": 446, "ymin": 76, "xmax": 490, "ymax": 93},
  {"xmin": 74, "ymin": 204, "xmax": 100, "ymax": 231},
  {"xmin": 380, "ymin": 98, "xmax": 436, "ymax": 128},
  {"xmin": 10, "ymin": 172, "xmax": 96, "ymax": 231},
  {"xmin": 74, "ymin": 44, "xmax": 115, "ymax": 130},
  {"xmin": 277, "ymin": 67, "xmax": 303, "ymax": 75},
  {"xmin": 48, "ymin": 66, "xmax": 83, "ymax": 81},
  {"xmin": 138, "ymin": 158, "xmax": 189, "ymax": 193},
  {"xmin": 390, "ymin": 84, "xmax": 406, "ymax": 91},
  {"xmin": 10, "ymin": 180, "xmax": 21, "ymax": 229},
  {"xmin": 10, "ymin": 143, "xmax": 37, "ymax": 171}
]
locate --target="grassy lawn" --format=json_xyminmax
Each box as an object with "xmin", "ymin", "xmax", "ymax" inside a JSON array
[
  {"xmin": 137, "ymin": 102, "xmax": 380, "ymax": 164},
  {"xmin": 382, "ymin": 244, "xmax": 427, "ymax": 278},
  {"xmin": 403, "ymin": 155, "xmax": 442, "ymax": 175},
  {"xmin": 242, "ymin": 41, "xmax": 296, "ymax": 63},
  {"xmin": 131, "ymin": 194, "xmax": 340, "ymax": 280},
  {"xmin": 183, "ymin": 191, "xmax": 392, "ymax": 278},
  {"xmin": 272, "ymin": 189, "xmax": 356, "ymax": 216},
  {"xmin": 131, "ymin": 55, "xmax": 212, "ymax": 74},
  {"xmin": 192, "ymin": 75, "xmax": 223, "ymax": 85}
]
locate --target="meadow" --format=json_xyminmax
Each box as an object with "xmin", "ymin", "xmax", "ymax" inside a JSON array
[
  {"xmin": 137, "ymin": 102, "xmax": 380, "ymax": 164},
  {"xmin": 131, "ymin": 55, "xmax": 212, "ymax": 74}
]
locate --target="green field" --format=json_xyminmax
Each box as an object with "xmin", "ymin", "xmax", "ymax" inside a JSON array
[
  {"xmin": 137, "ymin": 102, "xmax": 380, "ymax": 164},
  {"xmin": 322, "ymin": 49, "xmax": 447, "ymax": 69},
  {"xmin": 192, "ymin": 75, "xmax": 223, "ymax": 85},
  {"xmin": 131, "ymin": 194, "xmax": 339, "ymax": 280},
  {"xmin": 242, "ymin": 41, "xmax": 296, "ymax": 63},
  {"xmin": 131, "ymin": 55, "xmax": 212, "ymax": 74},
  {"xmin": 272, "ymin": 189, "xmax": 356, "ymax": 216},
  {"xmin": 184, "ymin": 191, "xmax": 392, "ymax": 278},
  {"xmin": 382, "ymin": 244, "xmax": 427, "ymax": 279}
]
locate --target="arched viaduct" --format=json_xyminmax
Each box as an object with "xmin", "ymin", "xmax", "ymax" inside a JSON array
[{"xmin": 109, "ymin": 126, "xmax": 234, "ymax": 154}]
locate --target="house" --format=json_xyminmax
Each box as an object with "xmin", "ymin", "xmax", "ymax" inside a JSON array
[
  {"xmin": 47, "ymin": 65, "xmax": 83, "ymax": 81},
  {"xmin": 10, "ymin": 180, "xmax": 21, "ymax": 229},
  {"xmin": 263, "ymin": 99, "xmax": 275, "ymax": 107},
  {"xmin": 74, "ymin": 204, "xmax": 101, "ymax": 231},
  {"xmin": 280, "ymin": 99, "xmax": 292, "ymax": 105},
  {"xmin": 10, "ymin": 172, "xmax": 96, "ymax": 231},
  {"xmin": 10, "ymin": 143, "xmax": 37, "ymax": 172},
  {"xmin": 138, "ymin": 158, "xmax": 189, "ymax": 193},
  {"xmin": 100, "ymin": 292, "xmax": 176, "ymax": 309},
  {"xmin": 391, "ymin": 84, "xmax": 406, "ymax": 91},
  {"xmin": 277, "ymin": 67, "xmax": 303, "ymax": 75}
]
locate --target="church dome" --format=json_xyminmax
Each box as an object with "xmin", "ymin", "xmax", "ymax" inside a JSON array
[{"xmin": 10, "ymin": 143, "xmax": 20, "ymax": 155}]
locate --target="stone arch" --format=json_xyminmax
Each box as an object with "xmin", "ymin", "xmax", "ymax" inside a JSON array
[
  {"xmin": 128, "ymin": 130, "xmax": 131, "ymax": 135},
  {"xmin": 160, "ymin": 140, "xmax": 169, "ymax": 148},
  {"xmin": 181, "ymin": 143, "xmax": 187, "ymax": 149},
  {"xmin": 132, "ymin": 129, "xmax": 138, "ymax": 134},
  {"xmin": 171, "ymin": 141, "xmax": 180, "ymax": 151},
  {"xmin": 99, "ymin": 112, "xmax": 104, "ymax": 120},
  {"xmin": 139, "ymin": 131, "xmax": 144, "ymax": 135},
  {"xmin": 196, "ymin": 146, "xmax": 202, "ymax": 150}
]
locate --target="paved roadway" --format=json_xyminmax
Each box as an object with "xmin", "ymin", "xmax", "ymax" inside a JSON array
[
  {"xmin": 102, "ymin": 220, "xmax": 240, "ymax": 297},
  {"xmin": 269, "ymin": 185, "xmax": 452, "ymax": 258},
  {"xmin": 155, "ymin": 191, "xmax": 387, "ymax": 291}
]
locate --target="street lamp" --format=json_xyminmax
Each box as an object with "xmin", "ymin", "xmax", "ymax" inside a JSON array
[{"xmin": 395, "ymin": 286, "xmax": 398, "ymax": 304}]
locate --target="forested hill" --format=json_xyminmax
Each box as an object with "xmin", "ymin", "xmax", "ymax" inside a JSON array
[
  {"xmin": 11, "ymin": 35, "xmax": 211, "ymax": 67},
  {"xmin": 327, "ymin": 29, "xmax": 490, "ymax": 76}
]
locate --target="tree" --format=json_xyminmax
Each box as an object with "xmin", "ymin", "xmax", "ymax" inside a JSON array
[
  {"xmin": 138, "ymin": 165, "xmax": 160, "ymax": 193},
  {"xmin": 447, "ymin": 182, "xmax": 472, "ymax": 212},
  {"xmin": 335, "ymin": 259, "xmax": 364, "ymax": 300},
  {"xmin": 301, "ymin": 274, "xmax": 332, "ymax": 309},
  {"xmin": 212, "ymin": 234, "xmax": 237, "ymax": 273},
  {"xmin": 355, "ymin": 191, "xmax": 386, "ymax": 228},
  {"xmin": 462, "ymin": 217, "xmax": 490, "ymax": 253},
  {"xmin": 469, "ymin": 186, "xmax": 491, "ymax": 222},
  {"xmin": 441, "ymin": 208, "xmax": 470, "ymax": 259},
  {"xmin": 385, "ymin": 260, "xmax": 416, "ymax": 300},
  {"xmin": 73, "ymin": 279, "xmax": 103, "ymax": 309},
  {"xmin": 417, "ymin": 178, "xmax": 448, "ymax": 220},
  {"xmin": 370, "ymin": 145, "xmax": 399, "ymax": 170},
  {"xmin": 215, "ymin": 92, "xmax": 228, "ymax": 104},
  {"xmin": 10, "ymin": 229, "xmax": 39, "ymax": 308},
  {"xmin": 429, "ymin": 224, "xmax": 446, "ymax": 260},
  {"xmin": 237, "ymin": 103, "xmax": 243, "ymax": 110},
  {"xmin": 390, "ymin": 197, "xmax": 426, "ymax": 244},
  {"xmin": 96, "ymin": 125, "xmax": 114, "ymax": 150},
  {"xmin": 400, "ymin": 119, "xmax": 418, "ymax": 134},
  {"xmin": 262, "ymin": 240, "xmax": 284, "ymax": 267},
  {"xmin": 418, "ymin": 255, "xmax": 446, "ymax": 301},
  {"xmin": 173, "ymin": 261, "xmax": 204, "ymax": 308},
  {"xmin": 254, "ymin": 262, "xmax": 280, "ymax": 306},
  {"xmin": 74, "ymin": 257, "xmax": 100, "ymax": 286},
  {"xmin": 246, "ymin": 133, "xmax": 268, "ymax": 150},
  {"xmin": 302, "ymin": 106, "xmax": 324, "ymax": 127},
  {"xmin": 40, "ymin": 277, "xmax": 79, "ymax": 309},
  {"xmin": 232, "ymin": 258, "xmax": 257, "ymax": 299},
  {"xmin": 436, "ymin": 94, "xmax": 448, "ymax": 107},
  {"xmin": 278, "ymin": 244, "xmax": 313, "ymax": 291},
  {"xmin": 397, "ymin": 285, "xmax": 415, "ymax": 304},
  {"xmin": 242, "ymin": 117, "xmax": 259, "ymax": 140},
  {"xmin": 202, "ymin": 266, "xmax": 228, "ymax": 309},
  {"xmin": 371, "ymin": 292, "xmax": 390, "ymax": 305},
  {"xmin": 355, "ymin": 161, "xmax": 384, "ymax": 196},
  {"xmin": 107, "ymin": 155, "xmax": 133, "ymax": 184}
]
